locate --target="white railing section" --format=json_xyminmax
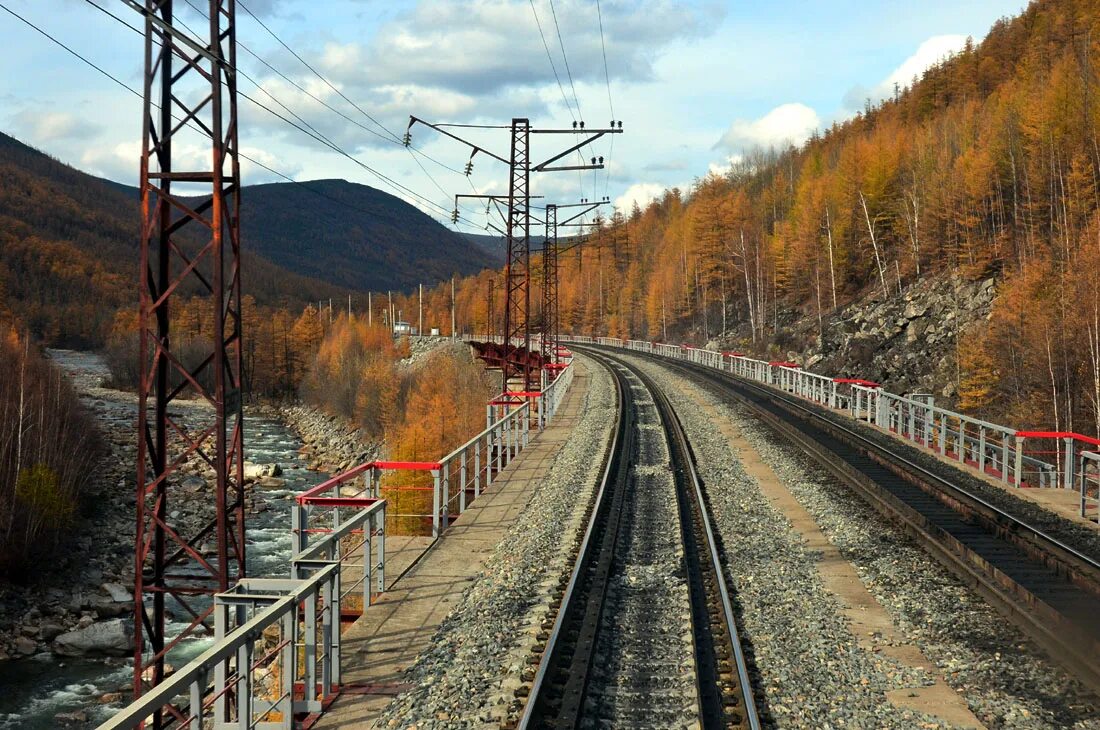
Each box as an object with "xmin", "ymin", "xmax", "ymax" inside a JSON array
[
  {"xmin": 102, "ymin": 494, "xmax": 387, "ymax": 730},
  {"xmin": 103, "ymin": 350, "xmax": 579, "ymax": 729},
  {"xmin": 565, "ymin": 335, "xmax": 1100, "ymax": 521}
]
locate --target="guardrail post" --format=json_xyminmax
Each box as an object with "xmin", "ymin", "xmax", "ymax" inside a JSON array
[
  {"xmin": 305, "ymin": 589, "xmax": 318, "ymax": 709},
  {"xmin": 431, "ymin": 468, "xmax": 442, "ymax": 538},
  {"xmin": 189, "ymin": 670, "xmax": 204, "ymax": 730},
  {"xmin": 323, "ymin": 571, "xmax": 336, "ymax": 690},
  {"xmin": 1014, "ymin": 435, "xmax": 1025, "ymax": 486},
  {"xmin": 460, "ymin": 450, "xmax": 468, "ymax": 512},
  {"xmin": 443, "ymin": 462, "xmax": 451, "ymax": 524},
  {"xmin": 374, "ymin": 507, "xmax": 385, "ymax": 596},
  {"xmin": 475, "ymin": 437, "xmax": 483, "ymax": 495},
  {"xmin": 978, "ymin": 425, "xmax": 987, "ymax": 475},
  {"xmin": 291, "ymin": 502, "xmax": 307, "ymax": 559},
  {"xmin": 495, "ymin": 424, "xmax": 503, "ymax": 475},
  {"xmin": 237, "ymin": 619, "xmax": 252, "ymax": 727},
  {"xmin": 279, "ymin": 611, "xmax": 294, "ymax": 726},
  {"xmin": 1064, "ymin": 437, "xmax": 1075, "ymax": 490},
  {"xmin": 214, "ymin": 603, "xmax": 229, "ymax": 722}
]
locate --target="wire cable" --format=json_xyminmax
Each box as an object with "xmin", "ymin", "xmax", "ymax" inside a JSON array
[
  {"xmin": 528, "ymin": 0, "xmax": 576, "ymax": 122},
  {"xmin": 11, "ymin": 1, "xmax": 490, "ymax": 235},
  {"xmin": 595, "ymin": 0, "xmax": 615, "ymax": 197}
]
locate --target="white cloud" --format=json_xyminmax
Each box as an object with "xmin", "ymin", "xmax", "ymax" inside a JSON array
[
  {"xmin": 10, "ymin": 109, "xmax": 101, "ymax": 143},
  {"xmin": 843, "ymin": 34, "xmax": 967, "ymax": 110},
  {"xmin": 715, "ymin": 103, "xmax": 819, "ymax": 153},
  {"xmin": 615, "ymin": 182, "xmax": 665, "ymax": 212}
]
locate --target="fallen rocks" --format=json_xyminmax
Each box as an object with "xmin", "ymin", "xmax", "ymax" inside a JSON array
[
  {"xmin": 243, "ymin": 462, "xmax": 282, "ymax": 481},
  {"xmin": 53, "ymin": 618, "xmax": 133, "ymax": 657}
]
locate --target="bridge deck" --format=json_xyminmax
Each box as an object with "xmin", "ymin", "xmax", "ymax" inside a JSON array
[{"xmin": 314, "ymin": 361, "xmax": 591, "ymax": 729}]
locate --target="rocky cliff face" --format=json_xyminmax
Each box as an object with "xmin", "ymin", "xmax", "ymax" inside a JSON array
[{"xmin": 716, "ymin": 274, "xmax": 998, "ymax": 406}]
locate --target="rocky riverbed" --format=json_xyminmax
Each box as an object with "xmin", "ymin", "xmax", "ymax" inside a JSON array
[{"xmin": 0, "ymin": 351, "xmax": 335, "ymax": 728}]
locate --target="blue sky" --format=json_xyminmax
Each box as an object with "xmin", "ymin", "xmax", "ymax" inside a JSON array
[{"xmin": 0, "ymin": 0, "xmax": 1027, "ymax": 230}]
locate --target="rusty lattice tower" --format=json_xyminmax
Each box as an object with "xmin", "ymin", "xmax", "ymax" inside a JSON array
[{"xmin": 131, "ymin": 0, "xmax": 245, "ymax": 714}]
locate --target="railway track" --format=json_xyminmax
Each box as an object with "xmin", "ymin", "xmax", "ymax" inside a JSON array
[
  {"xmin": 519, "ymin": 350, "xmax": 759, "ymax": 729},
  {"xmin": 621, "ymin": 347, "xmax": 1100, "ymax": 696}
]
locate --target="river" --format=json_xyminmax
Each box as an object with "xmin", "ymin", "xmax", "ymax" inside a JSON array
[{"xmin": 0, "ymin": 353, "xmax": 331, "ymax": 728}]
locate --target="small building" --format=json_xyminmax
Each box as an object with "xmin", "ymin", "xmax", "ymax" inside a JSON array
[{"xmin": 393, "ymin": 321, "xmax": 417, "ymax": 336}]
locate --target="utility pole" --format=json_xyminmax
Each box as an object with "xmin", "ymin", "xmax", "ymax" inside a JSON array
[
  {"xmin": 368, "ymin": 291, "xmax": 373, "ymax": 326},
  {"xmin": 127, "ymin": 0, "xmax": 244, "ymax": 716},
  {"xmin": 418, "ymin": 283, "xmax": 423, "ymax": 337},
  {"xmin": 408, "ymin": 116, "xmax": 623, "ymax": 390},
  {"xmin": 543, "ymin": 200, "xmax": 608, "ymax": 363},
  {"xmin": 487, "ymin": 278, "xmax": 495, "ymax": 341},
  {"xmin": 451, "ymin": 276, "xmax": 456, "ymax": 338}
]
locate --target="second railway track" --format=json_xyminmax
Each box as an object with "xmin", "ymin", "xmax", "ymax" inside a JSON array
[
  {"xmin": 520, "ymin": 350, "xmax": 759, "ymax": 730},
  {"xmin": 616, "ymin": 346, "xmax": 1100, "ymax": 697}
]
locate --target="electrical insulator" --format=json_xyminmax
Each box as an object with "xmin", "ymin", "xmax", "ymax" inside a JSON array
[
  {"xmin": 617, "ymin": 121, "xmax": 623, "ymax": 129},
  {"xmin": 403, "ymin": 131, "xmax": 412, "ymax": 146},
  {"xmin": 598, "ymin": 156, "xmax": 604, "ymax": 164},
  {"xmin": 591, "ymin": 157, "xmax": 596, "ymax": 165},
  {"xmin": 451, "ymin": 209, "xmax": 459, "ymax": 224},
  {"xmin": 464, "ymin": 161, "xmax": 474, "ymax": 176}
]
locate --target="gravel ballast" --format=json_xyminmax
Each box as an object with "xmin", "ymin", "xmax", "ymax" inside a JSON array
[
  {"xmin": 585, "ymin": 375, "xmax": 697, "ymax": 727},
  {"xmin": 376, "ymin": 357, "xmax": 616, "ymax": 728},
  {"xmin": 627, "ymin": 352, "xmax": 1100, "ymax": 730}
]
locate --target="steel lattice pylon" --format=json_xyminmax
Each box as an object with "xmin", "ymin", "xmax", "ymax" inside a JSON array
[
  {"xmin": 503, "ymin": 118, "xmax": 532, "ymax": 390},
  {"xmin": 133, "ymin": 0, "xmax": 245, "ymax": 718},
  {"xmin": 542, "ymin": 204, "xmax": 559, "ymax": 364}
]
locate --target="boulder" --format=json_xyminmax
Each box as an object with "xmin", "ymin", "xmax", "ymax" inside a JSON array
[
  {"xmin": 13, "ymin": 636, "xmax": 37, "ymax": 656},
  {"xmin": 256, "ymin": 476, "xmax": 286, "ymax": 489},
  {"xmin": 39, "ymin": 621, "xmax": 66, "ymax": 642},
  {"xmin": 102, "ymin": 583, "xmax": 131, "ymax": 603},
  {"xmin": 53, "ymin": 618, "xmax": 133, "ymax": 657},
  {"xmin": 243, "ymin": 462, "xmax": 282, "ymax": 481},
  {"xmin": 54, "ymin": 711, "xmax": 89, "ymax": 725}
]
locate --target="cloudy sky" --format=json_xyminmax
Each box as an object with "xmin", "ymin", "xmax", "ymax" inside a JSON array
[{"xmin": 0, "ymin": 0, "xmax": 1026, "ymax": 232}]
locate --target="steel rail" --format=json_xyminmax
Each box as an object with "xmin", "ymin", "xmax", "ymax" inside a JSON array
[
  {"xmin": 517, "ymin": 354, "xmax": 627, "ymax": 728},
  {"xmin": 612, "ymin": 353, "xmax": 761, "ymax": 729},
  {"xmin": 521, "ymin": 349, "xmax": 760, "ymax": 728},
  {"xmin": 657, "ymin": 354, "xmax": 1100, "ymax": 576},
  {"xmin": 629, "ymin": 349, "xmax": 1100, "ymax": 696}
]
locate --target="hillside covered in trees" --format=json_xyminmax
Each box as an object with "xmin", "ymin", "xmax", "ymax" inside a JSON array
[
  {"xmin": 0, "ymin": 132, "xmax": 359, "ymax": 349},
  {"xmin": 0, "ymin": 132, "xmax": 494, "ymax": 352},
  {"xmin": 410, "ymin": 0, "xmax": 1100, "ymax": 438}
]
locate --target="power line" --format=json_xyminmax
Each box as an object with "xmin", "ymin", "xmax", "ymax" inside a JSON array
[
  {"xmin": 230, "ymin": 0, "xmax": 486, "ymax": 223},
  {"xmin": 11, "ymin": 1, "xmax": 490, "ymax": 236},
  {"xmin": 528, "ymin": 0, "xmax": 576, "ymax": 122},
  {"xmin": 547, "ymin": 0, "xmax": 582, "ymax": 119},
  {"xmin": 81, "ymin": 0, "xmax": 491, "ymax": 230},
  {"xmin": 595, "ymin": 0, "xmax": 616, "ymax": 197}
]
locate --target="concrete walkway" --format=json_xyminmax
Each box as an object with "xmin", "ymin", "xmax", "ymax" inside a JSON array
[{"xmin": 315, "ymin": 362, "xmax": 591, "ymax": 729}]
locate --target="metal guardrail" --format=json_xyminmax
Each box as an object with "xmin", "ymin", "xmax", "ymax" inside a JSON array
[
  {"xmin": 102, "ymin": 492, "xmax": 385, "ymax": 730},
  {"xmin": 568, "ymin": 335, "xmax": 1100, "ymax": 522},
  {"xmin": 102, "ymin": 354, "xmax": 578, "ymax": 729}
]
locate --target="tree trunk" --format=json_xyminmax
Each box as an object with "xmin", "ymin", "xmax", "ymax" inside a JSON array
[{"xmin": 859, "ymin": 191, "xmax": 889, "ymax": 298}]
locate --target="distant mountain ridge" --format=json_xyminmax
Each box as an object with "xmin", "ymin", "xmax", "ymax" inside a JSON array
[
  {"xmin": 0, "ymin": 130, "xmax": 496, "ymax": 346},
  {"xmin": 203, "ymin": 177, "xmax": 498, "ymax": 292}
]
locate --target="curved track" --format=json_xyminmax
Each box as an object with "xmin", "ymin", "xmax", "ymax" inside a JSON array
[
  {"xmin": 622, "ymin": 347, "xmax": 1100, "ymax": 695},
  {"xmin": 520, "ymin": 350, "xmax": 759, "ymax": 729}
]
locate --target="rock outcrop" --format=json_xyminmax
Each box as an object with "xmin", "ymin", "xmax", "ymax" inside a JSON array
[
  {"xmin": 717, "ymin": 274, "xmax": 997, "ymax": 407},
  {"xmin": 53, "ymin": 618, "xmax": 133, "ymax": 657}
]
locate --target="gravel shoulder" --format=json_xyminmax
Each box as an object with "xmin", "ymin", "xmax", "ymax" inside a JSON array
[
  {"xmin": 626, "ymin": 352, "xmax": 1100, "ymax": 730},
  {"xmin": 375, "ymin": 356, "xmax": 616, "ymax": 729}
]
